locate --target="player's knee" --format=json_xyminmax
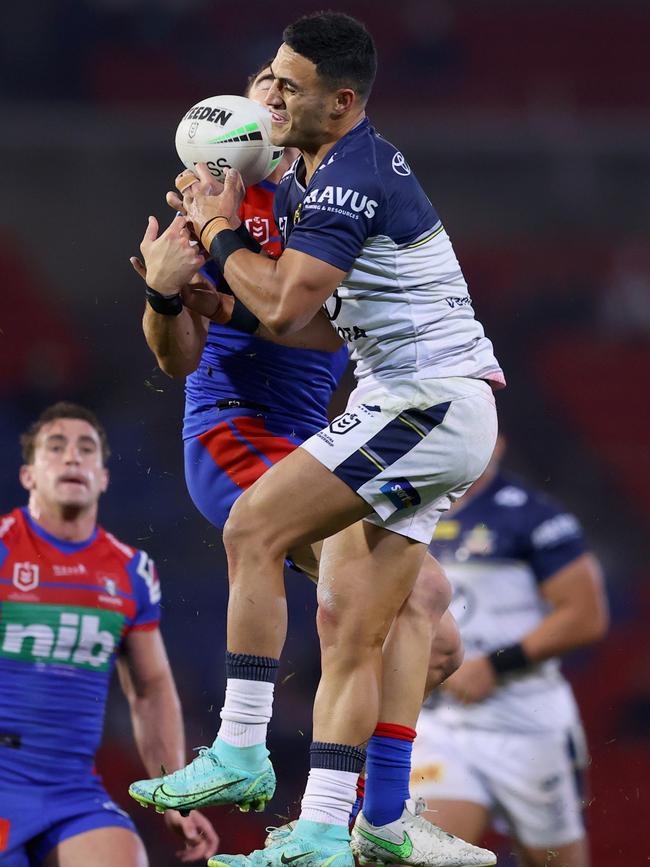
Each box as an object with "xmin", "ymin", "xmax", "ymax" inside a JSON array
[
  {"xmin": 316, "ymin": 588, "xmax": 385, "ymax": 656},
  {"xmin": 425, "ymin": 612, "xmax": 464, "ymax": 695},
  {"xmin": 223, "ymin": 493, "xmax": 283, "ymax": 565},
  {"xmin": 413, "ymin": 557, "xmax": 452, "ymax": 620}
]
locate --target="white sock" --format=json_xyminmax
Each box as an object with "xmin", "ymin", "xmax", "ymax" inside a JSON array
[
  {"xmin": 218, "ymin": 678, "xmax": 275, "ymax": 747},
  {"xmin": 300, "ymin": 768, "xmax": 358, "ymax": 825}
]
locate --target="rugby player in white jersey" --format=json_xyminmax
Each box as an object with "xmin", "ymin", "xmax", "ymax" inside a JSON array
[
  {"xmin": 130, "ymin": 11, "xmax": 504, "ymax": 867},
  {"xmin": 412, "ymin": 438, "xmax": 608, "ymax": 867}
]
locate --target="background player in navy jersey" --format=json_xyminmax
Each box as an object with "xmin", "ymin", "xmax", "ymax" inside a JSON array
[
  {"xmin": 130, "ymin": 11, "xmax": 504, "ymax": 867},
  {"xmin": 412, "ymin": 437, "xmax": 608, "ymax": 867},
  {"xmin": 0, "ymin": 403, "xmax": 218, "ymax": 867},
  {"xmin": 130, "ymin": 62, "xmax": 479, "ymax": 865}
]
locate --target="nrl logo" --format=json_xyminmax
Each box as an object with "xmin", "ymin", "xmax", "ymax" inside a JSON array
[
  {"xmin": 245, "ymin": 216, "xmax": 270, "ymax": 246},
  {"xmin": 188, "ymin": 121, "xmax": 199, "ymax": 139},
  {"xmin": 329, "ymin": 412, "xmax": 361, "ymax": 435},
  {"xmin": 12, "ymin": 562, "xmax": 40, "ymax": 592}
]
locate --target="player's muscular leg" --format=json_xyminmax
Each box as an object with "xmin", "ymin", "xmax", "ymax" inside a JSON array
[
  {"xmin": 313, "ymin": 522, "xmax": 427, "ymax": 744},
  {"xmin": 514, "ymin": 839, "xmax": 590, "ymax": 867},
  {"xmin": 43, "ymin": 828, "xmax": 148, "ymax": 867},
  {"xmin": 222, "ymin": 448, "xmax": 372, "ymax": 658},
  {"xmin": 422, "ymin": 802, "xmax": 489, "ymax": 846},
  {"xmin": 425, "ymin": 609, "xmax": 464, "ymax": 695},
  {"xmin": 380, "ymin": 554, "xmax": 453, "ymax": 727}
]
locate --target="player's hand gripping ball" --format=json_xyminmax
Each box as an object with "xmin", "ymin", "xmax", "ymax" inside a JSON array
[{"xmin": 176, "ymin": 95, "xmax": 284, "ymax": 188}]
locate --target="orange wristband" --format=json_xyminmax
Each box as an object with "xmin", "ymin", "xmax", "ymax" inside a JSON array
[{"xmin": 200, "ymin": 216, "xmax": 231, "ymax": 250}]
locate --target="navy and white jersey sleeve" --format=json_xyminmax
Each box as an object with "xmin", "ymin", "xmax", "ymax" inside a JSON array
[
  {"xmin": 521, "ymin": 493, "xmax": 587, "ymax": 583},
  {"xmin": 274, "ymin": 120, "xmax": 504, "ymax": 388}
]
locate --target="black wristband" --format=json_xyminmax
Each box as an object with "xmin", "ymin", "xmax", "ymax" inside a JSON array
[
  {"xmin": 487, "ymin": 643, "xmax": 530, "ymax": 676},
  {"xmin": 228, "ymin": 298, "xmax": 260, "ymax": 334},
  {"xmin": 234, "ymin": 222, "xmax": 263, "ymax": 254},
  {"xmin": 145, "ymin": 286, "xmax": 183, "ymax": 316},
  {"xmin": 209, "ymin": 229, "xmax": 247, "ymax": 271}
]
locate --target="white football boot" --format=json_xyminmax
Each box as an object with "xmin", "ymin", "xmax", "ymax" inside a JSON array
[{"xmin": 351, "ymin": 798, "xmax": 496, "ymax": 867}]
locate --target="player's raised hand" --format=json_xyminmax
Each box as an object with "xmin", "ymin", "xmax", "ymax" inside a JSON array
[
  {"xmin": 167, "ymin": 166, "xmax": 225, "ymax": 214},
  {"xmin": 136, "ymin": 213, "xmax": 206, "ymax": 298},
  {"xmin": 163, "ymin": 808, "xmax": 219, "ymax": 862},
  {"xmin": 182, "ymin": 166, "xmax": 245, "ymax": 245},
  {"xmin": 441, "ymin": 656, "xmax": 497, "ymax": 704}
]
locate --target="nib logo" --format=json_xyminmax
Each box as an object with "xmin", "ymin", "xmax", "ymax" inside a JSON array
[{"xmin": 0, "ymin": 603, "xmax": 123, "ymax": 671}]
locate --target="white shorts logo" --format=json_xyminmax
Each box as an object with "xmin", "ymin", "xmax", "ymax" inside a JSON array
[
  {"xmin": 329, "ymin": 413, "xmax": 362, "ymax": 435},
  {"xmin": 13, "ymin": 562, "xmax": 40, "ymax": 592}
]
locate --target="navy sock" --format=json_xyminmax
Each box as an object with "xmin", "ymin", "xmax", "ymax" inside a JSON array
[{"xmin": 363, "ymin": 722, "xmax": 416, "ymax": 826}]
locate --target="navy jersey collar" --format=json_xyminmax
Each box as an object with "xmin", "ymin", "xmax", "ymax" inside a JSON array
[
  {"xmin": 22, "ymin": 507, "xmax": 98, "ymax": 554},
  {"xmin": 294, "ymin": 117, "xmax": 371, "ymax": 191}
]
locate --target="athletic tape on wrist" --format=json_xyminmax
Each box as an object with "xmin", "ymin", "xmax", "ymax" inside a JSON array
[
  {"xmin": 487, "ymin": 642, "xmax": 530, "ymax": 676},
  {"xmin": 209, "ymin": 228, "xmax": 248, "ymax": 271},
  {"xmin": 228, "ymin": 298, "xmax": 260, "ymax": 334},
  {"xmin": 234, "ymin": 222, "xmax": 263, "ymax": 254},
  {"xmin": 145, "ymin": 285, "xmax": 183, "ymax": 316}
]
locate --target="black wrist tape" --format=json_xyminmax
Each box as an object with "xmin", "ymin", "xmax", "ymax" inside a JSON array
[
  {"xmin": 209, "ymin": 229, "xmax": 247, "ymax": 271},
  {"xmin": 234, "ymin": 222, "xmax": 263, "ymax": 254},
  {"xmin": 487, "ymin": 642, "xmax": 529, "ymax": 676},
  {"xmin": 145, "ymin": 286, "xmax": 183, "ymax": 316},
  {"xmin": 228, "ymin": 298, "xmax": 260, "ymax": 334}
]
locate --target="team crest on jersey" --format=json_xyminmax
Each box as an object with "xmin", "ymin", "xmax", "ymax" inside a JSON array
[
  {"xmin": 246, "ymin": 216, "xmax": 270, "ymax": 246},
  {"xmin": 329, "ymin": 412, "xmax": 361, "ymax": 435},
  {"xmin": 102, "ymin": 577, "xmax": 117, "ymax": 597},
  {"xmin": 293, "ymin": 202, "xmax": 303, "ymax": 225},
  {"xmin": 12, "ymin": 562, "xmax": 40, "ymax": 592}
]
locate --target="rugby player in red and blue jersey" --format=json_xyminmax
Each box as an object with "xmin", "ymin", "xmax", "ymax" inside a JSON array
[{"xmin": 0, "ymin": 403, "xmax": 218, "ymax": 867}]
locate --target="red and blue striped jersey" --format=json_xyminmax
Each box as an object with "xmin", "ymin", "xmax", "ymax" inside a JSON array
[
  {"xmin": 0, "ymin": 508, "xmax": 160, "ymax": 783},
  {"xmin": 183, "ymin": 180, "xmax": 349, "ymax": 441}
]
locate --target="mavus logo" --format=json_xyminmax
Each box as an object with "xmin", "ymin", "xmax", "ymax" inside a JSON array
[{"xmin": 1, "ymin": 603, "xmax": 123, "ymax": 671}]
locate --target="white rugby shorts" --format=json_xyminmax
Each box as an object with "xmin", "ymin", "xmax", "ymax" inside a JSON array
[
  {"xmin": 300, "ymin": 376, "xmax": 497, "ymax": 543},
  {"xmin": 411, "ymin": 714, "xmax": 587, "ymax": 848}
]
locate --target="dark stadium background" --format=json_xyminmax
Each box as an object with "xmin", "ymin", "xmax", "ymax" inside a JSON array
[{"xmin": 1, "ymin": 1, "xmax": 649, "ymax": 863}]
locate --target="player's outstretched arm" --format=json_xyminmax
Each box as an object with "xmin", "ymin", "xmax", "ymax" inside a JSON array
[
  {"xmin": 131, "ymin": 214, "xmax": 210, "ymax": 377},
  {"xmin": 117, "ymin": 628, "xmax": 219, "ymax": 860},
  {"xmin": 519, "ymin": 552, "xmax": 609, "ymax": 660}
]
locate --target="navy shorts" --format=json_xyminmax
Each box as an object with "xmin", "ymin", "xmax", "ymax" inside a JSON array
[{"xmin": 0, "ymin": 776, "xmax": 136, "ymax": 867}]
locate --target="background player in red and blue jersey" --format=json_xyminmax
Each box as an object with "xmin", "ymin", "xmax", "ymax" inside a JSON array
[{"xmin": 0, "ymin": 403, "xmax": 218, "ymax": 867}]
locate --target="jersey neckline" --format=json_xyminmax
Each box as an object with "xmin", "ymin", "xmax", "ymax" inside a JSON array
[{"xmin": 21, "ymin": 507, "xmax": 99, "ymax": 554}]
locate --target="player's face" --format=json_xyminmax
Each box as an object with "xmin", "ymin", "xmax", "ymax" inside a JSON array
[
  {"xmin": 20, "ymin": 418, "xmax": 108, "ymax": 511},
  {"xmin": 247, "ymin": 68, "xmax": 275, "ymax": 107},
  {"xmin": 265, "ymin": 44, "xmax": 332, "ymax": 150}
]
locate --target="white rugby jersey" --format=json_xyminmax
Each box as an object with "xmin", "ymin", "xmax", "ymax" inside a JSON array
[
  {"xmin": 425, "ymin": 472, "xmax": 587, "ymax": 734},
  {"xmin": 273, "ymin": 119, "xmax": 504, "ymax": 387}
]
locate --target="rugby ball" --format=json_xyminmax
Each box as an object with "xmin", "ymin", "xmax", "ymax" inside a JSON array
[{"xmin": 175, "ymin": 95, "xmax": 284, "ymax": 188}]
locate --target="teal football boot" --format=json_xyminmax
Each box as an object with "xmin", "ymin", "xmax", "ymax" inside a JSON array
[
  {"xmin": 128, "ymin": 746, "xmax": 275, "ymax": 815},
  {"xmin": 209, "ymin": 819, "xmax": 354, "ymax": 867}
]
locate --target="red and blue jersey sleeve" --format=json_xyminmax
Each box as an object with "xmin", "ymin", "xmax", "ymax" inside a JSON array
[{"xmin": 125, "ymin": 549, "xmax": 161, "ymax": 631}]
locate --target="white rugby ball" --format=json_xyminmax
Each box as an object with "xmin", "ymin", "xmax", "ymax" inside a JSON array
[{"xmin": 175, "ymin": 95, "xmax": 284, "ymax": 187}]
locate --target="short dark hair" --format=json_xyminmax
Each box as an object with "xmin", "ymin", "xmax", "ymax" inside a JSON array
[
  {"xmin": 20, "ymin": 402, "xmax": 111, "ymax": 465},
  {"xmin": 245, "ymin": 58, "xmax": 276, "ymax": 96},
  {"xmin": 283, "ymin": 11, "xmax": 376, "ymax": 102}
]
